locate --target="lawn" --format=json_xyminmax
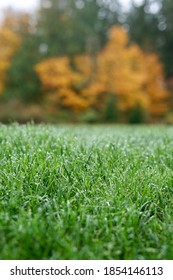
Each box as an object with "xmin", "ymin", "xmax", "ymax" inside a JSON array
[{"xmin": 0, "ymin": 123, "xmax": 173, "ymax": 260}]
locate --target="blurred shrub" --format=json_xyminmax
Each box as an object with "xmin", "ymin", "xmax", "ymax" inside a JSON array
[
  {"xmin": 164, "ymin": 112, "xmax": 173, "ymax": 124},
  {"xmin": 103, "ymin": 94, "xmax": 118, "ymax": 122},
  {"xmin": 78, "ymin": 109, "xmax": 100, "ymax": 123},
  {"xmin": 128, "ymin": 103, "xmax": 146, "ymax": 124},
  {"xmin": 0, "ymin": 100, "xmax": 43, "ymax": 123}
]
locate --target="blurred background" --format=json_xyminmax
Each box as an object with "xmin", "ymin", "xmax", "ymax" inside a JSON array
[{"xmin": 0, "ymin": 0, "xmax": 173, "ymax": 124}]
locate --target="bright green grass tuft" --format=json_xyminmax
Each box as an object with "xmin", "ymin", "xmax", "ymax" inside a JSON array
[{"xmin": 0, "ymin": 124, "xmax": 173, "ymax": 260}]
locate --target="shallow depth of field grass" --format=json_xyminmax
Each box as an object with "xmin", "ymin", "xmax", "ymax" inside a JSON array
[{"xmin": 0, "ymin": 124, "xmax": 173, "ymax": 260}]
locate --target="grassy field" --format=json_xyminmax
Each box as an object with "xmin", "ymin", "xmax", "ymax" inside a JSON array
[{"xmin": 0, "ymin": 123, "xmax": 173, "ymax": 260}]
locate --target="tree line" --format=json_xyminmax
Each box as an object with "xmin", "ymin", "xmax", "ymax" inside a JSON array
[{"xmin": 0, "ymin": 0, "xmax": 173, "ymax": 123}]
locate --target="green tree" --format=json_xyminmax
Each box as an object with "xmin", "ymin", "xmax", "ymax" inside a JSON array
[
  {"xmin": 103, "ymin": 93, "xmax": 118, "ymax": 122},
  {"xmin": 158, "ymin": 0, "xmax": 173, "ymax": 78},
  {"xmin": 5, "ymin": 35, "xmax": 41, "ymax": 102},
  {"xmin": 127, "ymin": 0, "xmax": 173, "ymax": 79},
  {"xmin": 37, "ymin": 0, "xmax": 75, "ymax": 56},
  {"xmin": 36, "ymin": 0, "xmax": 121, "ymax": 57},
  {"xmin": 128, "ymin": 103, "xmax": 146, "ymax": 124},
  {"xmin": 127, "ymin": 0, "xmax": 160, "ymax": 52},
  {"xmin": 3, "ymin": 9, "xmax": 42, "ymax": 103}
]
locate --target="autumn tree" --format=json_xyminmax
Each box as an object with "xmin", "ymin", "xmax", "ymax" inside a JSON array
[
  {"xmin": 35, "ymin": 57, "xmax": 92, "ymax": 112},
  {"xmin": 144, "ymin": 53, "xmax": 169, "ymax": 119},
  {"xmin": 79, "ymin": 26, "xmax": 169, "ymax": 120},
  {"xmin": 35, "ymin": 26, "xmax": 169, "ymax": 122},
  {"xmin": 0, "ymin": 12, "xmax": 20, "ymax": 93},
  {"xmin": 80, "ymin": 27, "xmax": 149, "ymax": 114}
]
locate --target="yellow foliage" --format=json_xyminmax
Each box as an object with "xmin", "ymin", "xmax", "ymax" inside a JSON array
[
  {"xmin": 82, "ymin": 26, "xmax": 169, "ymax": 117},
  {"xmin": 0, "ymin": 20, "xmax": 20, "ymax": 93},
  {"xmin": 144, "ymin": 54, "xmax": 169, "ymax": 117},
  {"xmin": 35, "ymin": 26, "xmax": 169, "ymax": 119},
  {"xmin": 35, "ymin": 57, "xmax": 91, "ymax": 112},
  {"xmin": 107, "ymin": 25, "xmax": 128, "ymax": 48}
]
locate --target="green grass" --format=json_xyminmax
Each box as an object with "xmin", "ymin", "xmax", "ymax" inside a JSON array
[{"xmin": 0, "ymin": 123, "xmax": 173, "ymax": 260}]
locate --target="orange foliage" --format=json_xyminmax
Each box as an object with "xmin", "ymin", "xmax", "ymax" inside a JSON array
[
  {"xmin": 0, "ymin": 17, "xmax": 20, "ymax": 93},
  {"xmin": 144, "ymin": 54, "xmax": 169, "ymax": 117},
  {"xmin": 35, "ymin": 57, "xmax": 92, "ymax": 112},
  {"xmin": 84, "ymin": 26, "xmax": 168, "ymax": 117},
  {"xmin": 35, "ymin": 26, "xmax": 169, "ymax": 119}
]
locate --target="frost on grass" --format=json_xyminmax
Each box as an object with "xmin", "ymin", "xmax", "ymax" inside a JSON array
[{"xmin": 0, "ymin": 124, "xmax": 173, "ymax": 259}]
